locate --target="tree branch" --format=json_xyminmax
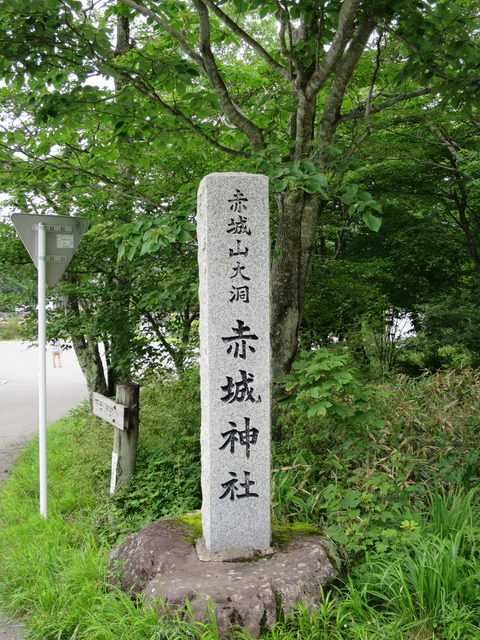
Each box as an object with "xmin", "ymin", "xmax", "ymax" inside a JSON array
[
  {"xmin": 364, "ymin": 33, "xmax": 383, "ymax": 133},
  {"xmin": 119, "ymin": 0, "xmax": 265, "ymax": 152},
  {"xmin": 191, "ymin": 0, "xmax": 266, "ymax": 152},
  {"xmin": 274, "ymin": 0, "xmax": 291, "ymax": 62},
  {"xmin": 201, "ymin": 0, "xmax": 291, "ymax": 80},
  {"xmin": 379, "ymin": 21, "xmax": 480, "ymax": 85},
  {"xmin": 411, "ymin": 158, "xmax": 474, "ymax": 182},
  {"xmin": 118, "ymin": 0, "xmax": 205, "ymax": 70},
  {"xmin": 101, "ymin": 62, "xmax": 252, "ymax": 158},
  {"xmin": 0, "ymin": 148, "xmax": 168, "ymax": 208},
  {"xmin": 338, "ymin": 87, "xmax": 433, "ymax": 124},
  {"xmin": 426, "ymin": 123, "xmax": 461, "ymax": 160},
  {"xmin": 331, "ymin": 32, "xmax": 383, "ymax": 165},
  {"xmin": 317, "ymin": 14, "xmax": 378, "ymax": 142},
  {"xmin": 306, "ymin": 0, "xmax": 362, "ymax": 99}
]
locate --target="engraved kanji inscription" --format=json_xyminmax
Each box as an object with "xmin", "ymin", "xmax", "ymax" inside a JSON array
[
  {"xmin": 222, "ymin": 319, "xmax": 258, "ymax": 359},
  {"xmin": 219, "ymin": 417, "xmax": 259, "ymax": 459},
  {"xmin": 229, "ymin": 285, "xmax": 250, "ymax": 303},
  {"xmin": 229, "ymin": 238, "xmax": 249, "ymax": 257},
  {"xmin": 230, "ymin": 261, "xmax": 251, "ymax": 281},
  {"xmin": 228, "ymin": 189, "xmax": 248, "ymax": 213},
  {"xmin": 219, "ymin": 470, "xmax": 259, "ymax": 501},
  {"xmin": 227, "ymin": 215, "xmax": 251, "ymax": 235},
  {"xmin": 220, "ymin": 370, "xmax": 261, "ymax": 403}
]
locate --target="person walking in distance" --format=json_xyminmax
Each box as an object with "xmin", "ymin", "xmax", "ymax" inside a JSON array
[{"xmin": 51, "ymin": 339, "xmax": 62, "ymax": 368}]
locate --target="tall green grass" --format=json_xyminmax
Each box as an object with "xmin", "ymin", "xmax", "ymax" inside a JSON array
[{"xmin": 0, "ymin": 408, "xmax": 214, "ymax": 640}]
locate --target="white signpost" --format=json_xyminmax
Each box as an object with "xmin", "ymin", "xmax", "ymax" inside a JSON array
[
  {"xmin": 11, "ymin": 213, "xmax": 89, "ymax": 518},
  {"xmin": 91, "ymin": 384, "xmax": 140, "ymax": 496}
]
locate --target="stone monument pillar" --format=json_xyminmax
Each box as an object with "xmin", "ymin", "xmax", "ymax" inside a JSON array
[{"xmin": 197, "ymin": 173, "xmax": 271, "ymax": 555}]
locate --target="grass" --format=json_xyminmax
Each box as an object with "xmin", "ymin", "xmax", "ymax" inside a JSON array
[{"xmin": 0, "ymin": 369, "xmax": 479, "ymax": 639}]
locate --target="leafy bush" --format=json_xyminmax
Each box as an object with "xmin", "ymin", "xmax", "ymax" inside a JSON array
[
  {"xmin": 280, "ymin": 347, "xmax": 381, "ymax": 420},
  {"xmin": 343, "ymin": 488, "xmax": 480, "ymax": 639},
  {"xmin": 396, "ymin": 296, "xmax": 480, "ymax": 373},
  {"xmin": 273, "ymin": 354, "xmax": 480, "ymax": 559},
  {"xmin": 1, "ymin": 361, "xmax": 480, "ymax": 639}
]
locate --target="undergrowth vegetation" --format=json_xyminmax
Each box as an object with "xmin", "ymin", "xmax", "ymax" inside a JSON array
[
  {"xmin": 275, "ymin": 353, "xmax": 480, "ymax": 559},
  {"xmin": 0, "ymin": 357, "xmax": 479, "ymax": 639}
]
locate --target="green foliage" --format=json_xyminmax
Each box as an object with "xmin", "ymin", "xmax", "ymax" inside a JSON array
[
  {"xmin": 115, "ymin": 211, "xmax": 197, "ymax": 262},
  {"xmin": 1, "ymin": 0, "xmax": 478, "ymax": 386},
  {"xmin": 281, "ymin": 348, "xmax": 381, "ymax": 420},
  {"xmin": 252, "ymin": 152, "xmax": 383, "ymax": 231},
  {"xmin": 310, "ymin": 82, "xmax": 480, "ymax": 365},
  {"xmin": 0, "ymin": 374, "xmax": 205, "ymax": 639},
  {"xmin": 0, "ymin": 315, "xmax": 24, "ymax": 340},
  {"xmin": 398, "ymin": 296, "xmax": 480, "ymax": 373},
  {"xmin": 255, "ymin": 154, "xmax": 330, "ymax": 199},
  {"xmin": 272, "ymin": 454, "xmax": 423, "ymax": 560},
  {"xmin": 1, "ymin": 366, "xmax": 480, "ymax": 639},
  {"xmin": 274, "ymin": 362, "xmax": 480, "ymax": 559},
  {"xmin": 345, "ymin": 488, "xmax": 480, "ymax": 639},
  {"xmin": 91, "ymin": 368, "xmax": 202, "ymax": 545},
  {"xmin": 340, "ymin": 185, "xmax": 382, "ymax": 233},
  {"xmin": 264, "ymin": 486, "xmax": 480, "ymax": 639},
  {"xmin": 0, "ymin": 196, "xmax": 200, "ymax": 389}
]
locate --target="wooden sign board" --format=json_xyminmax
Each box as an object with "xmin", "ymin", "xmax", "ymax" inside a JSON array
[{"xmin": 92, "ymin": 392, "xmax": 130, "ymax": 430}]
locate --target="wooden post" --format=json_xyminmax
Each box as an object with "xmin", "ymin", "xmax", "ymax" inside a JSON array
[{"xmin": 112, "ymin": 382, "xmax": 140, "ymax": 493}]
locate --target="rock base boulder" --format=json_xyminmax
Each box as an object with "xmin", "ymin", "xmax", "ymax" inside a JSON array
[{"xmin": 109, "ymin": 519, "xmax": 338, "ymax": 638}]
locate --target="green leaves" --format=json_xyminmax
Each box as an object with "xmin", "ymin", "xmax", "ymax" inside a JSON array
[
  {"xmin": 281, "ymin": 348, "xmax": 378, "ymax": 421},
  {"xmin": 341, "ymin": 185, "xmax": 382, "ymax": 232},
  {"xmin": 254, "ymin": 154, "xmax": 330, "ymax": 198},
  {"xmin": 362, "ymin": 211, "xmax": 382, "ymax": 233},
  {"xmin": 0, "ymin": 0, "xmax": 111, "ymax": 94},
  {"xmin": 115, "ymin": 209, "xmax": 196, "ymax": 262},
  {"xmin": 254, "ymin": 151, "xmax": 382, "ymax": 232}
]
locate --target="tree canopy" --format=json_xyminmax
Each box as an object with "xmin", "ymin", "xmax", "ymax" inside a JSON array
[{"xmin": 0, "ymin": 0, "xmax": 479, "ymax": 388}]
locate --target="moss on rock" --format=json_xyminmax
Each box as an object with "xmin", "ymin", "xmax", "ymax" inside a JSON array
[
  {"xmin": 271, "ymin": 521, "xmax": 321, "ymax": 548},
  {"xmin": 173, "ymin": 514, "xmax": 331, "ymax": 555},
  {"xmin": 176, "ymin": 511, "xmax": 202, "ymax": 544}
]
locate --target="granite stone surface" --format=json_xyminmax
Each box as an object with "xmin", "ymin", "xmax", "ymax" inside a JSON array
[{"xmin": 197, "ymin": 173, "xmax": 271, "ymax": 554}]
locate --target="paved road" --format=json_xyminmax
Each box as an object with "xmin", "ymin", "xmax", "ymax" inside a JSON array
[
  {"xmin": 0, "ymin": 340, "xmax": 88, "ymax": 484},
  {"xmin": 0, "ymin": 340, "xmax": 88, "ymax": 638}
]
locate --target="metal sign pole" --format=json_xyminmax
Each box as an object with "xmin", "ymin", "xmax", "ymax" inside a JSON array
[
  {"xmin": 11, "ymin": 213, "xmax": 90, "ymax": 519},
  {"xmin": 38, "ymin": 223, "xmax": 48, "ymax": 518}
]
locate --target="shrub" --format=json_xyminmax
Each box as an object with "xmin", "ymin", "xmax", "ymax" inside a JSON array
[
  {"xmin": 344, "ymin": 488, "xmax": 480, "ymax": 639},
  {"xmin": 0, "ymin": 315, "xmax": 24, "ymax": 340},
  {"xmin": 273, "ymin": 355, "xmax": 480, "ymax": 559}
]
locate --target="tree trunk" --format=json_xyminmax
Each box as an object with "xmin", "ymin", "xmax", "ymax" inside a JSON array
[
  {"xmin": 71, "ymin": 335, "xmax": 108, "ymax": 397},
  {"xmin": 63, "ymin": 277, "xmax": 108, "ymax": 396},
  {"xmin": 270, "ymin": 191, "xmax": 325, "ymax": 380}
]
